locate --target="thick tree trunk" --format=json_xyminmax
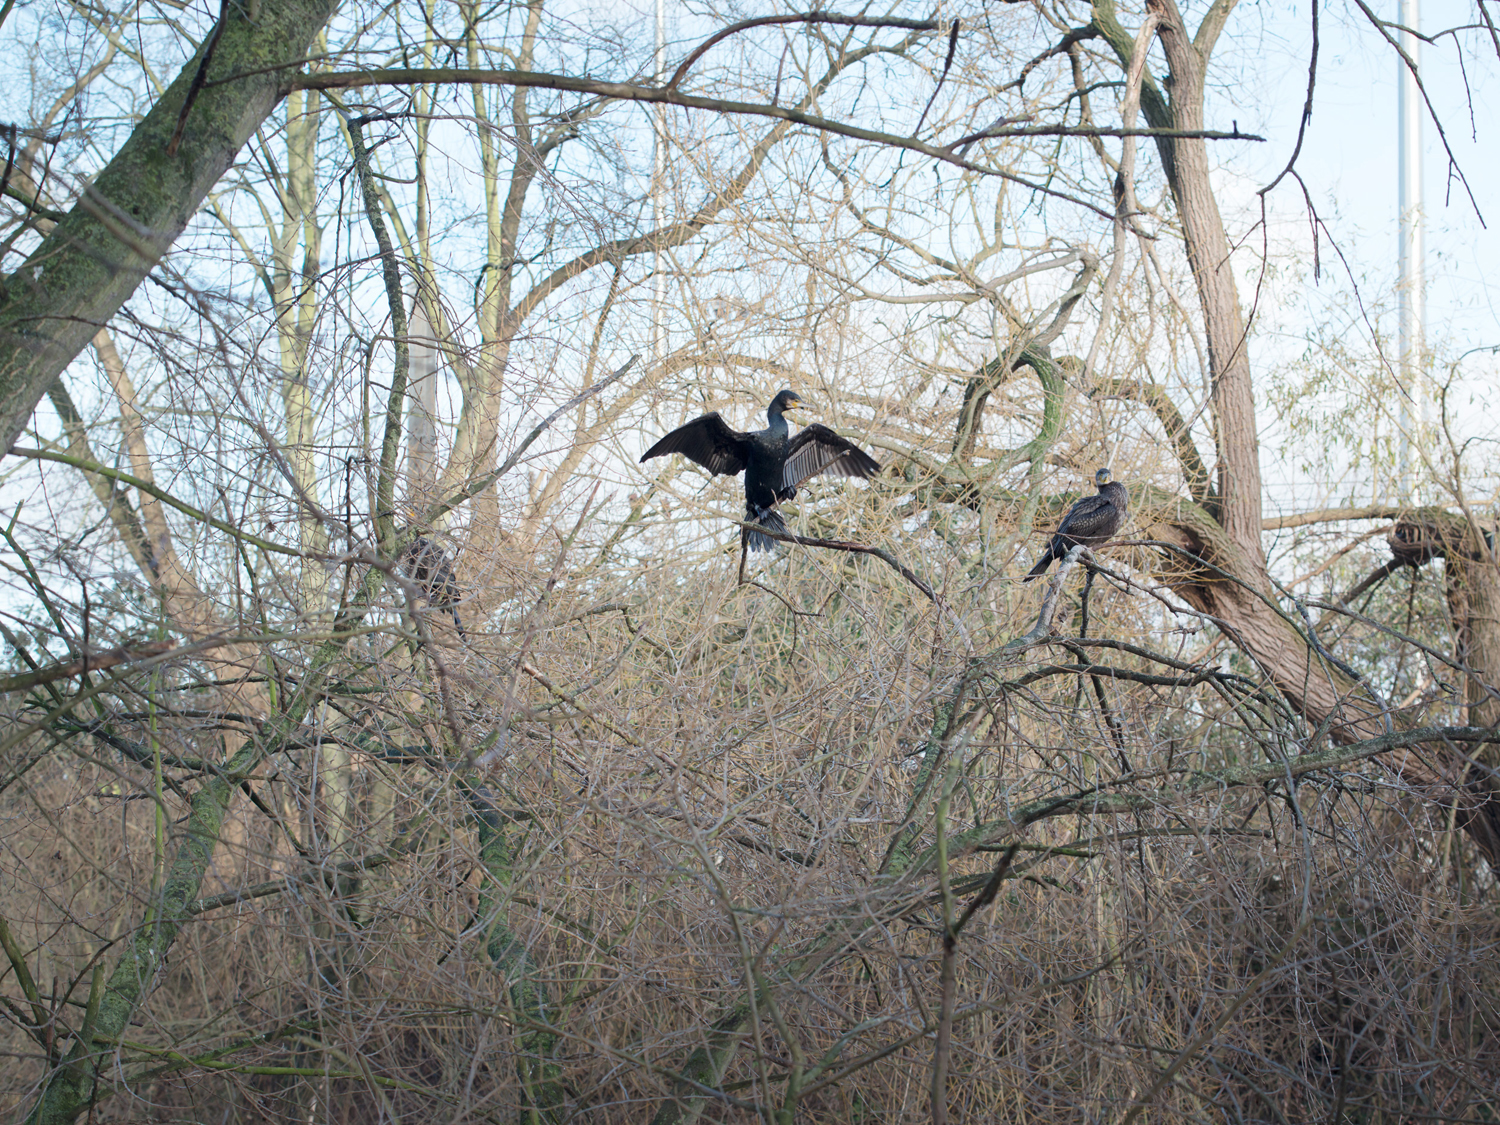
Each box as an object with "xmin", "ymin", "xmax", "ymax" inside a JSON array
[
  {"xmin": 1143, "ymin": 0, "xmax": 1264, "ymax": 563},
  {"xmin": 0, "ymin": 0, "xmax": 340, "ymax": 451},
  {"xmin": 1088, "ymin": 0, "xmax": 1500, "ymax": 858},
  {"xmin": 1140, "ymin": 492, "xmax": 1500, "ymax": 862},
  {"xmin": 1140, "ymin": 490, "xmax": 1387, "ymax": 739},
  {"xmin": 1439, "ymin": 533, "xmax": 1500, "ymax": 731},
  {"xmin": 1385, "ymin": 514, "xmax": 1500, "ymax": 854},
  {"xmin": 1089, "ymin": 0, "xmax": 1500, "ymax": 860},
  {"xmin": 1094, "ymin": 0, "xmax": 1263, "ymax": 561}
]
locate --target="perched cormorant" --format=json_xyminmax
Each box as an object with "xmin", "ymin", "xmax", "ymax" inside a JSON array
[
  {"xmin": 640, "ymin": 389, "xmax": 880, "ymax": 550},
  {"xmin": 1024, "ymin": 467, "xmax": 1129, "ymax": 580},
  {"xmin": 401, "ymin": 535, "xmax": 466, "ymax": 637}
]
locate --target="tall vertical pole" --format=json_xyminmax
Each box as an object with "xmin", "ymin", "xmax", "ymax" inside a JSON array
[
  {"xmin": 1397, "ymin": 0, "xmax": 1423, "ymax": 499},
  {"xmin": 652, "ymin": 0, "xmax": 666, "ymax": 363}
]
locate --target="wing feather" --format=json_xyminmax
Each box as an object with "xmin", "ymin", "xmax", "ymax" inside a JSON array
[
  {"xmin": 1054, "ymin": 487, "xmax": 1126, "ymax": 542},
  {"xmin": 782, "ymin": 424, "xmax": 880, "ymax": 489},
  {"xmin": 640, "ymin": 412, "xmax": 752, "ymax": 477}
]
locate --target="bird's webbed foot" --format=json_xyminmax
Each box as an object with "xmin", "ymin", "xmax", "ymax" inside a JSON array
[{"xmin": 778, "ymin": 486, "xmax": 797, "ymax": 502}]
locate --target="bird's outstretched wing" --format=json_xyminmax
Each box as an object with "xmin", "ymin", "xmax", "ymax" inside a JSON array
[
  {"xmin": 640, "ymin": 412, "xmax": 753, "ymax": 476},
  {"xmin": 782, "ymin": 424, "xmax": 880, "ymax": 489}
]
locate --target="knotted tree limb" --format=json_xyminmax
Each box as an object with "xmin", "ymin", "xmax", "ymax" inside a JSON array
[{"xmin": 0, "ymin": 641, "xmax": 174, "ymax": 695}]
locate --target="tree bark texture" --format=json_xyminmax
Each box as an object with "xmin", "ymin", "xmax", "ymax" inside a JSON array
[
  {"xmin": 0, "ymin": 0, "xmax": 340, "ymax": 452},
  {"xmin": 1094, "ymin": 0, "xmax": 1264, "ymax": 563},
  {"xmin": 1145, "ymin": 0, "xmax": 1264, "ymax": 562},
  {"xmin": 1140, "ymin": 491, "xmax": 1500, "ymax": 862},
  {"xmin": 1383, "ymin": 515, "xmax": 1500, "ymax": 725}
]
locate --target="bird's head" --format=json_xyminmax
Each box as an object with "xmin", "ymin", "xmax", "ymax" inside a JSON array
[
  {"xmin": 769, "ymin": 389, "xmax": 807, "ymax": 420},
  {"xmin": 1094, "ymin": 467, "xmax": 1113, "ymax": 487}
]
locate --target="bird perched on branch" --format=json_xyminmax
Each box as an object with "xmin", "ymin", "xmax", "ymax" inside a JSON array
[
  {"xmin": 1024, "ymin": 467, "xmax": 1129, "ymax": 581},
  {"xmin": 640, "ymin": 389, "xmax": 880, "ymax": 551},
  {"xmin": 401, "ymin": 535, "xmax": 466, "ymax": 637}
]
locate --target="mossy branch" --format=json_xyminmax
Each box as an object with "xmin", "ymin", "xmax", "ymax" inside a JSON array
[
  {"xmin": 0, "ymin": 0, "xmax": 339, "ymax": 453},
  {"xmin": 472, "ymin": 790, "xmax": 567, "ymax": 1123},
  {"xmin": 345, "ymin": 114, "xmax": 410, "ymax": 557}
]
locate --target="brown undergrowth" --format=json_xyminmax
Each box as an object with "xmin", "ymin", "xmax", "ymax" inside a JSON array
[{"xmin": 2, "ymin": 510, "xmax": 1497, "ymax": 1124}]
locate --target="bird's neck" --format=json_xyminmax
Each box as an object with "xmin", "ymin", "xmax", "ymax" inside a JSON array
[{"xmin": 765, "ymin": 408, "xmax": 790, "ymax": 438}]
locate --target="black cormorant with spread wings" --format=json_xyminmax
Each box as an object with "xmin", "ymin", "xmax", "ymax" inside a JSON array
[
  {"xmin": 640, "ymin": 389, "xmax": 880, "ymax": 551},
  {"xmin": 1024, "ymin": 468, "xmax": 1129, "ymax": 580}
]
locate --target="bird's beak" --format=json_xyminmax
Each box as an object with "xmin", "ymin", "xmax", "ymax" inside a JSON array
[{"xmin": 784, "ymin": 399, "xmax": 807, "ymax": 414}]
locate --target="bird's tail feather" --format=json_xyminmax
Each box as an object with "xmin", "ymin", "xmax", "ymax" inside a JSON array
[
  {"xmin": 1023, "ymin": 549, "xmax": 1055, "ymax": 581},
  {"xmin": 746, "ymin": 507, "xmax": 788, "ymax": 552}
]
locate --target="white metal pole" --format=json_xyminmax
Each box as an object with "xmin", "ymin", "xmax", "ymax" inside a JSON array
[{"xmin": 1397, "ymin": 0, "xmax": 1423, "ymax": 499}]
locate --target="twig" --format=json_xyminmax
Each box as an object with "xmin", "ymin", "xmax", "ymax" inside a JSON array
[
  {"xmin": 13, "ymin": 447, "xmax": 299, "ymax": 555},
  {"xmin": 1332, "ymin": 557, "xmax": 1405, "ymax": 608},
  {"xmin": 741, "ymin": 580, "xmax": 822, "ymax": 617},
  {"xmin": 931, "ymin": 791, "xmax": 956, "ymax": 1125},
  {"xmin": 1258, "ymin": 0, "xmax": 1319, "ymax": 196},
  {"xmin": 189, "ymin": 852, "xmax": 400, "ymax": 915},
  {"xmin": 913, "ymin": 19, "xmax": 960, "ymax": 137},
  {"xmin": 519, "ymin": 660, "xmax": 642, "ymax": 748},
  {"xmin": 736, "ymin": 520, "xmax": 972, "ymax": 651},
  {"xmin": 665, "ymin": 13, "xmax": 941, "ymax": 91},
  {"xmin": 932, "ymin": 840, "xmax": 1020, "ymax": 1125},
  {"xmin": 421, "ymin": 355, "xmax": 639, "ymax": 527},
  {"xmin": 737, "ymin": 522, "xmax": 936, "ymax": 604},
  {"xmin": 1119, "ymin": 912, "xmax": 1317, "ymax": 1124},
  {"xmin": 281, "ymin": 67, "xmax": 1132, "ymax": 221}
]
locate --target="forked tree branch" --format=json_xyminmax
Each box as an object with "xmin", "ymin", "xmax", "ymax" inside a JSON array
[
  {"xmin": 735, "ymin": 519, "xmax": 975, "ymax": 653},
  {"xmin": 738, "ymin": 523, "xmax": 938, "ymax": 604}
]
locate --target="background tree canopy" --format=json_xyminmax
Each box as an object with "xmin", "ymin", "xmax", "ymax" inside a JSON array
[{"xmin": 0, "ymin": 0, "xmax": 1497, "ymax": 1121}]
